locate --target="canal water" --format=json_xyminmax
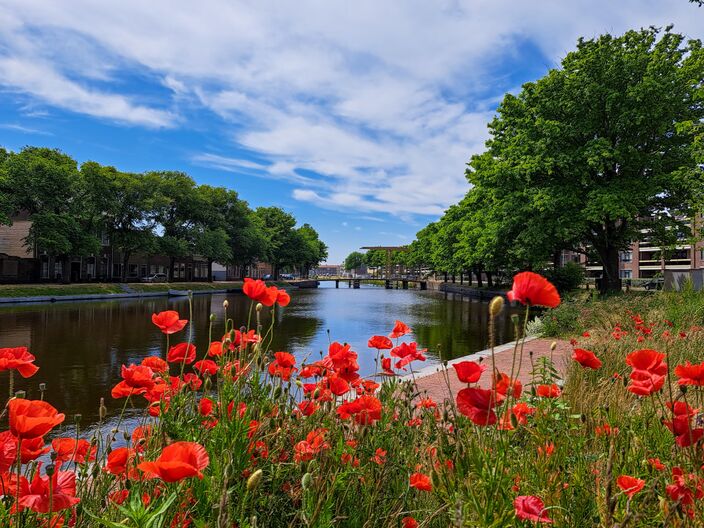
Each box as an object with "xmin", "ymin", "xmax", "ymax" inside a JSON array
[{"xmin": 0, "ymin": 283, "xmax": 522, "ymax": 427}]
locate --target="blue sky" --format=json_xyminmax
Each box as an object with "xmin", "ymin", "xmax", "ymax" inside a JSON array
[{"xmin": 0, "ymin": 1, "xmax": 702, "ymax": 263}]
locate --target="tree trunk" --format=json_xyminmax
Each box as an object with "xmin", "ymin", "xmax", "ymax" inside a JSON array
[
  {"xmin": 121, "ymin": 252, "xmax": 131, "ymax": 283},
  {"xmin": 443, "ymin": 272, "xmax": 448, "ymax": 283},
  {"xmin": 60, "ymin": 255, "xmax": 71, "ymax": 284},
  {"xmin": 207, "ymin": 259, "xmax": 213, "ymax": 282},
  {"xmin": 451, "ymin": 274, "xmax": 456, "ymax": 284},
  {"xmin": 553, "ymin": 250, "xmax": 561, "ymax": 270},
  {"xmin": 598, "ymin": 245, "xmax": 622, "ymax": 294},
  {"xmin": 475, "ymin": 266, "xmax": 483, "ymax": 288},
  {"xmin": 169, "ymin": 256, "xmax": 176, "ymax": 282},
  {"xmin": 487, "ymin": 271, "xmax": 494, "ymax": 288}
]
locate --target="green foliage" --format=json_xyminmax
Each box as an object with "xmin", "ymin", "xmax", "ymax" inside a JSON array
[
  {"xmin": 343, "ymin": 251, "xmax": 365, "ymax": 271},
  {"xmin": 408, "ymin": 27, "xmax": 704, "ymax": 293},
  {"xmin": 0, "ymin": 146, "xmax": 325, "ymax": 281},
  {"xmin": 544, "ymin": 261, "xmax": 585, "ymax": 294}
]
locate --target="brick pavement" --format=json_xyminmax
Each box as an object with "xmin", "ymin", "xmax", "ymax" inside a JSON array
[{"xmin": 409, "ymin": 337, "xmax": 572, "ymax": 404}]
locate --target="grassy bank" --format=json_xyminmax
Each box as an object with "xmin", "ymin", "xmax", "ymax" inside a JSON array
[
  {"xmin": 129, "ymin": 281, "xmax": 241, "ymax": 292},
  {"xmin": 0, "ymin": 283, "xmax": 124, "ymax": 297}
]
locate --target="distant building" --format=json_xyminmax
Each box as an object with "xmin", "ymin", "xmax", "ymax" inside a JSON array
[
  {"xmin": 312, "ymin": 264, "xmax": 342, "ymax": 276},
  {"xmin": 0, "ymin": 213, "xmax": 211, "ymax": 283},
  {"xmin": 563, "ymin": 217, "xmax": 704, "ymax": 280}
]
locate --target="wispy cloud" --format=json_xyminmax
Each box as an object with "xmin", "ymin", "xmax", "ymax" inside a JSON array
[
  {"xmin": 0, "ymin": 123, "xmax": 52, "ymax": 135},
  {"xmin": 0, "ymin": 0, "xmax": 701, "ymax": 217}
]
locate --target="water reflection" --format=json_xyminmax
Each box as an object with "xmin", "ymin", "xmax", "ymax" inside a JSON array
[{"xmin": 0, "ymin": 284, "xmax": 521, "ymax": 427}]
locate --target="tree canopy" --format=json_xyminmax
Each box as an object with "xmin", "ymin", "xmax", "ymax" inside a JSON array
[
  {"xmin": 0, "ymin": 146, "xmax": 326, "ymax": 281},
  {"xmin": 406, "ymin": 27, "xmax": 704, "ymax": 292}
]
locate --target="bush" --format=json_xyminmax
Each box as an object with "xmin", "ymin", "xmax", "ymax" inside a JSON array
[{"xmin": 544, "ymin": 261, "xmax": 585, "ymax": 293}]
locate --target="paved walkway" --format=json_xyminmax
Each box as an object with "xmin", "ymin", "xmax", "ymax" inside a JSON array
[{"xmin": 411, "ymin": 337, "xmax": 572, "ymax": 404}]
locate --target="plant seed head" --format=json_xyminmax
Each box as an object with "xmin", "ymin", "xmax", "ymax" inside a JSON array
[
  {"xmin": 247, "ymin": 469, "xmax": 264, "ymax": 491},
  {"xmin": 489, "ymin": 296, "xmax": 504, "ymax": 318}
]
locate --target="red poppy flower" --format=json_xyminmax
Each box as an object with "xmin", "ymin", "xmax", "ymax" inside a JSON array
[
  {"xmin": 371, "ymin": 448, "xmax": 387, "ymax": 465},
  {"xmin": 648, "ymin": 458, "xmax": 665, "ymax": 471},
  {"xmin": 452, "ymin": 361, "xmax": 486, "ymax": 383},
  {"xmin": 105, "ymin": 447, "xmax": 138, "ymax": 477},
  {"xmin": 402, "ymin": 518, "xmax": 418, "ymax": 528},
  {"xmin": 293, "ymin": 428, "xmax": 329, "ymax": 462},
  {"xmin": 663, "ymin": 401, "xmax": 704, "ymax": 447},
  {"xmin": 151, "ymin": 311, "xmax": 188, "ymax": 334},
  {"xmin": 494, "ymin": 372, "xmax": 522, "ymax": 401},
  {"xmin": 18, "ymin": 470, "xmax": 79, "ymax": 513},
  {"xmin": 535, "ymin": 384, "xmax": 561, "ymax": 398},
  {"xmin": 167, "ymin": 343, "xmax": 196, "ymax": 364},
  {"xmin": 336, "ymin": 395, "xmax": 382, "ymax": 425},
  {"xmin": 0, "ymin": 347, "xmax": 39, "ymax": 378},
  {"xmin": 198, "ymin": 397, "xmax": 214, "ymax": 416},
  {"xmin": 138, "ymin": 441, "xmax": 209, "ymax": 482},
  {"xmin": 20, "ymin": 436, "xmax": 49, "ymax": 463},
  {"xmin": 268, "ymin": 352, "xmax": 298, "ymax": 381},
  {"xmin": 243, "ymin": 278, "xmax": 278, "ymax": 306},
  {"xmin": 51, "ymin": 438, "xmax": 96, "ymax": 465},
  {"xmin": 626, "ymin": 349, "xmax": 667, "ymax": 373},
  {"xmin": 572, "ymin": 348, "xmax": 602, "ymax": 370},
  {"xmin": 0, "ymin": 431, "xmax": 17, "ymax": 473},
  {"xmin": 456, "ymin": 387, "xmax": 497, "ymax": 426},
  {"xmin": 141, "ymin": 356, "xmax": 168, "ymax": 373},
  {"xmin": 367, "ymin": 335, "xmax": 393, "ymax": 350},
  {"xmin": 507, "ymin": 272, "xmax": 560, "ymax": 308},
  {"xmin": 675, "ymin": 361, "xmax": 704, "ymax": 386},
  {"xmin": 409, "ymin": 472, "xmax": 432, "ymax": 491},
  {"xmin": 194, "ymin": 359, "xmax": 219, "ymax": 376},
  {"xmin": 276, "ymin": 289, "xmax": 291, "ymax": 307},
  {"xmin": 121, "ymin": 364, "xmax": 156, "ymax": 390},
  {"xmin": 617, "ymin": 475, "xmax": 645, "ymax": 498},
  {"xmin": 381, "ymin": 357, "xmax": 394, "ymax": 376},
  {"xmin": 391, "ymin": 342, "xmax": 427, "ymax": 370},
  {"xmin": 514, "ymin": 495, "xmax": 552, "ymax": 523},
  {"xmin": 297, "ymin": 400, "xmax": 318, "ymax": 417},
  {"xmin": 325, "ymin": 342, "xmax": 360, "ymax": 382},
  {"xmin": 389, "ymin": 320, "xmax": 411, "ymax": 338},
  {"xmin": 9, "ymin": 398, "xmax": 65, "ymax": 440}
]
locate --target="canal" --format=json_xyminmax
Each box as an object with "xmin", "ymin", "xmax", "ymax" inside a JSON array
[{"xmin": 0, "ymin": 283, "xmax": 522, "ymax": 427}]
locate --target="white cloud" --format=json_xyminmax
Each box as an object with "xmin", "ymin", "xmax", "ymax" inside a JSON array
[{"xmin": 0, "ymin": 0, "xmax": 702, "ymax": 214}]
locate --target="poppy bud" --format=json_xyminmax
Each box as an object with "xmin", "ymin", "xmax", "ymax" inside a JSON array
[
  {"xmin": 123, "ymin": 431, "xmax": 130, "ymax": 442},
  {"xmin": 204, "ymin": 377, "xmax": 212, "ymax": 392},
  {"xmin": 99, "ymin": 398, "xmax": 107, "ymax": 420},
  {"xmin": 550, "ymin": 341, "xmax": 557, "ymax": 351},
  {"xmin": 301, "ymin": 472, "xmax": 312, "ymax": 489},
  {"xmin": 489, "ymin": 296, "xmax": 504, "ymax": 318},
  {"xmin": 313, "ymin": 388, "xmax": 321, "ymax": 400},
  {"xmin": 39, "ymin": 383, "xmax": 47, "ymax": 392},
  {"xmin": 431, "ymin": 469, "xmax": 440, "ymax": 489},
  {"xmin": 45, "ymin": 464, "xmax": 55, "ymax": 477},
  {"xmin": 273, "ymin": 386, "xmax": 282, "ymax": 399},
  {"xmin": 247, "ymin": 469, "xmax": 263, "ymax": 491},
  {"xmin": 14, "ymin": 390, "xmax": 26, "ymax": 399},
  {"xmin": 209, "ymin": 313, "xmax": 216, "ymax": 322},
  {"xmin": 256, "ymin": 303, "xmax": 263, "ymax": 312},
  {"xmin": 50, "ymin": 451, "xmax": 58, "ymax": 462},
  {"xmin": 295, "ymin": 380, "xmax": 303, "ymax": 388},
  {"xmin": 680, "ymin": 385, "xmax": 688, "ymax": 395},
  {"xmin": 74, "ymin": 413, "xmax": 82, "ymax": 424},
  {"xmin": 511, "ymin": 314, "xmax": 520, "ymax": 325},
  {"xmin": 250, "ymin": 516, "xmax": 258, "ymax": 528},
  {"xmin": 223, "ymin": 300, "xmax": 229, "ymax": 309},
  {"xmin": 509, "ymin": 413, "xmax": 519, "ymax": 429}
]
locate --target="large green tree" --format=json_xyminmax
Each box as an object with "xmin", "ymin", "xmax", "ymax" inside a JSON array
[
  {"xmin": 7, "ymin": 148, "xmax": 101, "ymax": 282},
  {"xmin": 254, "ymin": 207, "xmax": 298, "ymax": 279},
  {"xmin": 343, "ymin": 251, "xmax": 365, "ymax": 272},
  {"xmin": 467, "ymin": 27, "xmax": 704, "ymax": 292}
]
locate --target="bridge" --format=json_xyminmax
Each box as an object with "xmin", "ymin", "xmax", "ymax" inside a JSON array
[{"xmin": 290, "ymin": 276, "xmax": 428, "ymax": 290}]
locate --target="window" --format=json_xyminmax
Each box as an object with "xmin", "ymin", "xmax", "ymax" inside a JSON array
[
  {"xmin": 620, "ymin": 251, "xmax": 632, "ymax": 262},
  {"xmin": 620, "ymin": 270, "xmax": 632, "ymax": 279},
  {"xmin": 41, "ymin": 261, "xmax": 49, "ymax": 279}
]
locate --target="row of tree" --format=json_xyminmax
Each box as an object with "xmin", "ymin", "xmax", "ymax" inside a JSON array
[
  {"xmin": 0, "ymin": 146, "xmax": 327, "ymax": 282},
  {"xmin": 399, "ymin": 27, "xmax": 704, "ymax": 293}
]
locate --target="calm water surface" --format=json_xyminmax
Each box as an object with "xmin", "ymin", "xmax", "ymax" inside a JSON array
[{"xmin": 0, "ymin": 284, "xmax": 522, "ymax": 427}]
